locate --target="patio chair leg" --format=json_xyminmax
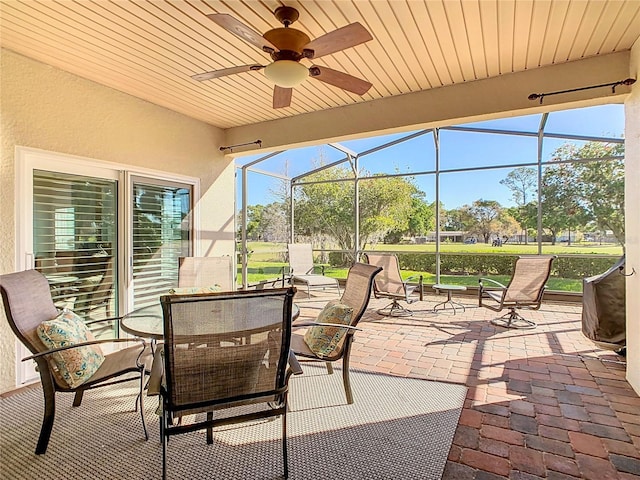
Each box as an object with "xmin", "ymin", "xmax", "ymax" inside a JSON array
[
  {"xmin": 490, "ymin": 308, "xmax": 537, "ymax": 329},
  {"xmin": 325, "ymin": 362, "xmax": 333, "ymax": 375},
  {"xmin": 282, "ymin": 409, "xmax": 289, "ymax": 479},
  {"xmin": 342, "ymin": 357, "xmax": 353, "ymax": 405},
  {"xmin": 72, "ymin": 389, "xmax": 84, "ymax": 407},
  {"xmin": 206, "ymin": 412, "xmax": 214, "ymax": 444},
  {"xmin": 139, "ymin": 367, "xmax": 148, "ymax": 441},
  {"xmin": 377, "ymin": 299, "xmax": 412, "ymax": 317},
  {"xmin": 36, "ymin": 373, "xmax": 56, "ymax": 455},
  {"xmin": 161, "ymin": 412, "xmax": 168, "ymax": 480}
]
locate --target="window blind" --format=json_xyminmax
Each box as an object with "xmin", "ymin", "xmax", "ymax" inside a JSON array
[
  {"xmin": 33, "ymin": 170, "xmax": 117, "ymax": 331},
  {"xmin": 132, "ymin": 182, "xmax": 191, "ymax": 309}
]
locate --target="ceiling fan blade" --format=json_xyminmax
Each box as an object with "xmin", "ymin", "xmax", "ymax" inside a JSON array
[
  {"xmin": 191, "ymin": 65, "xmax": 264, "ymax": 81},
  {"xmin": 273, "ymin": 85, "xmax": 292, "ymax": 108},
  {"xmin": 206, "ymin": 14, "xmax": 278, "ymax": 53},
  {"xmin": 304, "ymin": 22, "xmax": 372, "ymax": 59},
  {"xmin": 310, "ymin": 66, "xmax": 372, "ymax": 95}
]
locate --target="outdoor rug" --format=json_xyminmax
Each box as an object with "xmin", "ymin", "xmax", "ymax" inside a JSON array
[{"xmin": 0, "ymin": 365, "xmax": 467, "ymax": 479}]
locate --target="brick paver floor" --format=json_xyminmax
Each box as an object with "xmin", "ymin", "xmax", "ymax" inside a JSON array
[{"xmin": 296, "ymin": 290, "xmax": 639, "ymax": 479}]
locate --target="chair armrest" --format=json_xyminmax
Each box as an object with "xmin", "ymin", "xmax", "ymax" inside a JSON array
[
  {"xmin": 53, "ymin": 311, "xmax": 122, "ymax": 327},
  {"xmin": 288, "ymin": 350, "xmax": 303, "ymax": 376},
  {"xmin": 22, "ymin": 337, "xmax": 146, "ymax": 361},
  {"xmin": 292, "ymin": 321, "xmax": 361, "ymax": 331},
  {"xmin": 478, "ymin": 278, "xmax": 507, "ymax": 290},
  {"xmin": 85, "ymin": 315, "xmax": 122, "ymax": 326},
  {"xmin": 404, "ymin": 274, "xmax": 423, "ymax": 284},
  {"xmin": 308, "ymin": 265, "xmax": 326, "ymax": 275},
  {"xmin": 405, "ymin": 274, "xmax": 424, "ymax": 300}
]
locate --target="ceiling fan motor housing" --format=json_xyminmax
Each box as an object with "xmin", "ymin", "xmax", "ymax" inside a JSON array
[{"xmin": 263, "ymin": 28, "xmax": 311, "ymax": 61}]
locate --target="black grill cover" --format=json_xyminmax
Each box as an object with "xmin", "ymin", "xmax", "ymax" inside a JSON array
[{"xmin": 581, "ymin": 256, "xmax": 626, "ymax": 349}]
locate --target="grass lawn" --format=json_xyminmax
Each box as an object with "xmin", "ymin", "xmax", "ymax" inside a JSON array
[
  {"xmin": 241, "ymin": 261, "xmax": 580, "ymax": 292},
  {"xmin": 240, "ymin": 241, "xmax": 622, "ymax": 292},
  {"xmin": 244, "ymin": 241, "xmax": 622, "ymax": 258}
]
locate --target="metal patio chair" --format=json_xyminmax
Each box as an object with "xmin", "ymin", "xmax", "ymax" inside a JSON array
[
  {"xmin": 178, "ymin": 256, "xmax": 235, "ymax": 290},
  {"xmin": 363, "ymin": 253, "xmax": 423, "ymax": 317},
  {"xmin": 478, "ymin": 255, "xmax": 556, "ymax": 329},
  {"xmin": 0, "ymin": 269, "xmax": 148, "ymax": 454},
  {"xmin": 287, "ymin": 243, "xmax": 341, "ymax": 298},
  {"xmin": 291, "ymin": 262, "xmax": 381, "ymax": 404},
  {"xmin": 157, "ymin": 287, "xmax": 301, "ymax": 479}
]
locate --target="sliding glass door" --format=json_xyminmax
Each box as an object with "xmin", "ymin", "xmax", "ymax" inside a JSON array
[
  {"xmin": 33, "ymin": 170, "xmax": 118, "ymax": 334},
  {"xmin": 16, "ymin": 147, "xmax": 198, "ymax": 385},
  {"xmin": 130, "ymin": 177, "xmax": 192, "ymax": 309}
]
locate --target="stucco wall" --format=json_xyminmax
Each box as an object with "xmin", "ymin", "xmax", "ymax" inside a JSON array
[
  {"xmin": 625, "ymin": 40, "xmax": 640, "ymax": 394},
  {"xmin": 0, "ymin": 49, "xmax": 233, "ymax": 393}
]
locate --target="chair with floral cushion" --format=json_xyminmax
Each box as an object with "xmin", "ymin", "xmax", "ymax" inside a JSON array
[
  {"xmin": 290, "ymin": 262, "xmax": 382, "ymax": 404},
  {"xmin": 0, "ymin": 269, "xmax": 149, "ymax": 454}
]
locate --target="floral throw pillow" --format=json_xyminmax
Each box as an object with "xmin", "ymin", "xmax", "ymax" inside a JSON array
[
  {"xmin": 303, "ymin": 300, "xmax": 354, "ymax": 359},
  {"xmin": 168, "ymin": 285, "xmax": 222, "ymax": 295},
  {"xmin": 37, "ymin": 310, "xmax": 105, "ymax": 388}
]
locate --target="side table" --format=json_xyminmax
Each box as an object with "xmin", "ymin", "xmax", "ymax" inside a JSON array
[{"xmin": 432, "ymin": 284, "xmax": 467, "ymax": 314}]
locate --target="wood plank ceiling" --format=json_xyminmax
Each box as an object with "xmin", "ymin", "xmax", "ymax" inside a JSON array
[{"xmin": 1, "ymin": 0, "xmax": 639, "ymax": 129}]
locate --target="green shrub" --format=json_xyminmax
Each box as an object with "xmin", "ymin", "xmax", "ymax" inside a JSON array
[
  {"xmin": 395, "ymin": 252, "xmax": 619, "ymax": 279},
  {"xmin": 329, "ymin": 251, "xmax": 352, "ymax": 267}
]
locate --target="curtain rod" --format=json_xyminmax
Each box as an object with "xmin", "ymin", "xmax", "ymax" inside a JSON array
[
  {"xmin": 528, "ymin": 78, "xmax": 636, "ymax": 104},
  {"xmin": 220, "ymin": 140, "xmax": 262, "ymax": 152}
]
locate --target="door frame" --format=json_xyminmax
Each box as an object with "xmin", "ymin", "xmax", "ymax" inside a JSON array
[{"xmin": 14, "ymin": 146, "xmax": 200, "ymax": 384}]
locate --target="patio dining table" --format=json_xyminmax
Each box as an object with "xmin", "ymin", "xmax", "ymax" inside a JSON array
[{"xmin": 121, "ymin": 301, "xmax": 300, "ymax": 341}]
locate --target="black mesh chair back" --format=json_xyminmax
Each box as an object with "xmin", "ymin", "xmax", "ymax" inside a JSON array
[{"xmin": 159, "ymin": 287, "xmax": 297, "ymax": 479}]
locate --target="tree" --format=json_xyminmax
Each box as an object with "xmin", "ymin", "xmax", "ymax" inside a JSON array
[
  {"xmin": 551, "ymin": 141, "xmax": 625, "ymax": 247},
  {"xmin": 244, "ymin": 204, "xmax": 265, "ymax": 240},
  {"xmin": 408, "ymin": 197, "xmax": 436, "ymax": 237},
  {"xmin": 442, "ymin": 208, "xmax": 470, "ymax": 232},
  {"xmin": 294, "ymin": 166, "xmax": 420, "ymax": 260},
  {"xmin": 241, "ymin": 202, "xmax": 289, "ymax": 243},
  {"xmin": 385, "ymin": 197, "xmax": 436, "ymax": 242},
  {"xmin": 500, "ymin": 167, "xmax": 537, "ymax": 243},
  {"xmin": 500, "ymin": 167, "xmax": 537, "ymax": 206},
  {"xmin": 540, "ymin": 163, "xmax": 590, "ymax": 244},
  {"xmin": 495, "ymin": 212, "xmax": 521, "ymax": 242},
  {"xmin": 460, "ymin": 199, "xmax": 504, "ymax": 243}
]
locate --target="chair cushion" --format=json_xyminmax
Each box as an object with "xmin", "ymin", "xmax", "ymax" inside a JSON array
[
  {"xmin": 37, "ymin": 310, "xmax": 105, "ymax": 388},
  {"xmin": 168, "ymin": 285, "xmax": 221, "ymax": 295},
  {"xmin": 303, "ymin": 300, "xmax": 354, "ymax": 359}
]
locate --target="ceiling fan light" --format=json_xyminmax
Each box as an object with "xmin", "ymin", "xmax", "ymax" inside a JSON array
[{"xmin": 264, "ymin": 60, "xmax": 308, "ymax": 88}]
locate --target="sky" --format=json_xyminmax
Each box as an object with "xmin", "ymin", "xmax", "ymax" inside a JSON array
[{"xmin": 235, "ymin": 104, "xmax": 625, "ymax": 211}]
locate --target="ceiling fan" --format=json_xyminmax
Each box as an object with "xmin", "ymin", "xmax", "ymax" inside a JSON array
[{"xmin": 192, "ymin": 6, "xmax": 373, "ymax": 109}]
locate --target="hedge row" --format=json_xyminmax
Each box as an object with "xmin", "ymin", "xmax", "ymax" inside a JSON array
[
  {"xmin": 396, "ymin": 253, "xmax": 619, "ymax": 279},
  {"xmin": 328, "ymin": 252, "xmax": 619, "ymax": 280}
]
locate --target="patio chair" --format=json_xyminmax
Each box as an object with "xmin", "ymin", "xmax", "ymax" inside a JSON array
[
  {"xmin": 363, "ymin": 253, "xmax": 423, "ymax": 317},
  {"xmin": 0, "ymin": 269, "xmax": 148, "ymax": 455},
  {"xmin": 478, "ymin": 255, "xmax": 556, "ymax": 329},
  {"xmin": 157, "ymin": 287, "xmax": 301, "ymax": 480},
  {"xmin": 287, "ymin": 243, "xmax": 340, "ymax": 298},
  {"xmin": 74, "ymin": 256, "xmax": 115, "ymax": 318},
  {"xmin": 291, "ymin": 262, "xmax": 381, "ymax": 404},
  {"xmin": 178, "ymin": 256, "xmax": 235, "ymax": 290}
]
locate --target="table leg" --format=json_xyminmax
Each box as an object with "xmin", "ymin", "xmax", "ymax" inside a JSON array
[{"xmin": 432, "ymin": 289, "xmax": 466, "ymax": 315}]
